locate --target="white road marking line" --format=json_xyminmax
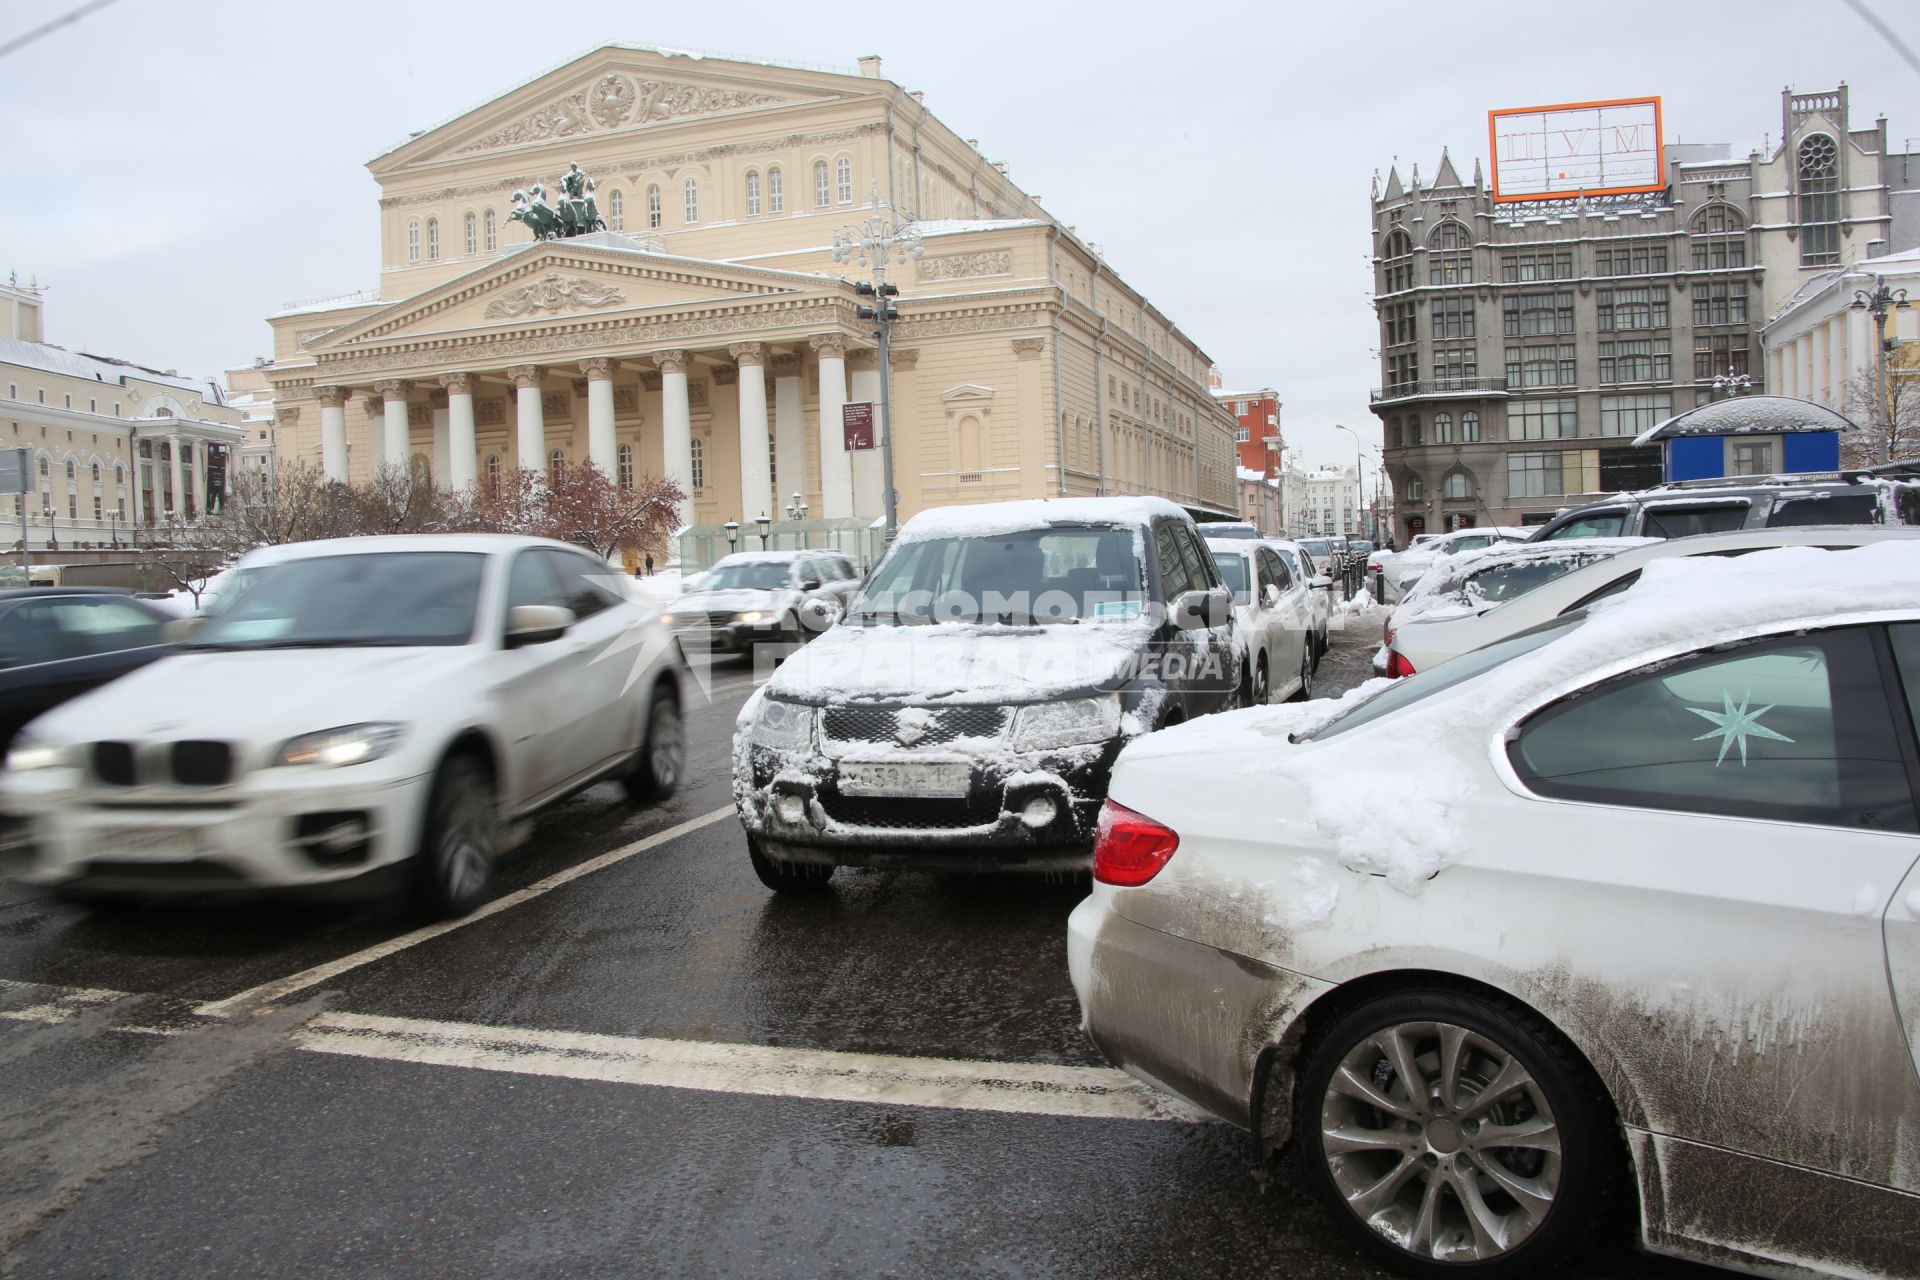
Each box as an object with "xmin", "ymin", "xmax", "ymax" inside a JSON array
[
  {"xmin": 195, "ymin": 804, "xmax": 736, "ymax": 1018},
  {"xmin": 0, "ymin": 978, "xmax": 128, "ymax": 1024},
  {"xmin": 297, "ymin": 1011, "xmax": 1215, "ymax": 1124}
]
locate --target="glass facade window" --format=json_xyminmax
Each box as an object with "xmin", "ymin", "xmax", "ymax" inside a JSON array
[
  {"xmin": 1505, "ymin": 343, "xmax": 1577, "ymax": 388},
  {"xmin": 836, "ymin": 156, "xmax": 853, "ymax": 204},
  {"xmin": 1381, "ymin": 229, "xmax": 1414, "ymax": 294},
  {"xmin": 484, "ymin": 209, "xmax": 496, "ymax": 251},
  {"xmin": 768, "ymin": 166, "xmax": 784, "ymax": 213},
  {"xmin": 407, "ymin": 220, "xmax": 420, "ymax": 262},
  {"xmin": 1501, "ymin": 252, "xmax": 1573, "ymax": 282},
  {"xmin": 464, "ymin": 212, "xmax": 477, "ymax": 255},
  {"xmin": 1693, "ymin": 333, "xmax": 1752, "ymax": 380},
  {"xmin": 1692, "ymin": 282, "xmax": 1749, "ymax": 326},
  {"xmin": 1384, "ymin": 301, "xmax": 1417, "ymax": 346},
  {"xmin": 1730, "ymin": 441, "xmax": 1774, "ymax": 476},
  {"xmin": 1599, "ymin": 337, "xmax": 1671, "ymax": 383},
  {"xmin": 1510, "ymin": 398, "xmax": 1579, "ymax": 440},
  {"xmin": 1503, "ymin": 292, "xmax": 1575, "ymax": 337},
  {"xmin": 1434, "ymin": 412, "xmax": 1452, "ymax": 443},
  {"xmin": 1596, "ymin": 287, "xmax": 1667, "ymax": 332},
  {"xmin": 683, "ymin": 179, "xmax": 699, "ymax": 224},
  {"xmin": 1509, "ymin": 450, "xmax": 1571, "ymax": 497},
  {"xmin": 814, "ymin": 160, "xmax": 831, "ymax": 207},
  {"xmin": 1599, "ymin": 393, "xmax": 1672, "ymax": 436},
  {"xmin": 647, "ymin": 185, "xmax": 662, "ymax": 229},
  {"xmin": 1432, "ymin": 297, "xmax": 1475, "ymax": 340},
  {"xmin": 1433, "ymin": 348, "xmax": 1477, "ymax": 386},
  {"xmin": 1797, "ymin": 134, "xmax": 1841, "ymax": 267},
  {"xmin": 609, "ymin": 190, "xmax": 624, "ymax": 231},
  {"xmin": 1461, "ymin": 410, "xmax": 1481, "ymax": 443},
  {"xmin": 1443, "ymin": 471, "xmax": 1472, "ymax": 498},
  {"xmin": 1594, "ymin": 243, "xmax": 1668, "ymax": 275}
]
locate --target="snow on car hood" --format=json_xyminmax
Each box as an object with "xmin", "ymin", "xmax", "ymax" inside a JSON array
[
  {"xmin": 667, "ymin": 588, "xmax": 791, "ymax": 612},
  {"xmin": 766, "ymin": 619, "xmax": 1153, "ymax": 705},
  {"xmin": 24, "ymin": 647, "xmax": 475, "ymax": 746}
]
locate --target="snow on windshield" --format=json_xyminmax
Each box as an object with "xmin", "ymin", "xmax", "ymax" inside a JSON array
[{"xmin": 850, "ymin": 524, "xmax": 1144, "ymax": 625}]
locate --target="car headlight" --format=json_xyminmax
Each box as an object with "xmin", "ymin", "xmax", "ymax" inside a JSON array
[
  {"xmin": 1012, "ymin": 694, "xmax": 1121, "ymax": 751},
  {"xmin": 658, "ymin": 612, "xmax": 675, "ymax": 627},
  {"xmin": 749, "ymin": 698, "xmax": 814, "ymax": 750},
  {"xmin": 6, "ymin": 733, "xmax": 73, "ymax": 772},
  {"xmin": 736, "ymin": 611, "xmax": 766, "ymax": 624},
  {"xmin": 275, "ymin": 723, "xmax": 407, "ymax": 768}
]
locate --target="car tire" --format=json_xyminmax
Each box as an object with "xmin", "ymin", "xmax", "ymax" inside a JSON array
[
  {"xmin": 1314, "ymin": 627, "xmax": 1328, "ymax": 669},
  {"xmin": 623, "ymin": 683, "xmax": 683, "ymax": 804},
  {"xmin": 1289, "ymin": 647, "xmax": 1313, "ymax": 702},
  {"xmin": 1253, "ymin": 655, "xmax": 1270, "ymax": 706},
  {"xmin": 412, "ymin": 753, "xmax": 497, "ymax": 919},
  {"xmin": 747, "ymin": 836, "xmax": 834, "ymax": 893},
  {"xmin": 1294, "ymin": 989, "xmax": 1617, "ymax": 1279}
]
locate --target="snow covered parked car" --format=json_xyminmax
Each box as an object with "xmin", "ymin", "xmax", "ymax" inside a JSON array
[
  {"xmin": 1069, "ymin": 539, "xmax": 1920, "ymax": 1278},
  {"xmin": 661, "ymin": 549, "xmax": 857, "ymax": 658},
  {"xmin": 1373, "ymin": 527, "xmax": 1529, "ymax": 605},
  {"xmin": 1265, "ymin": 538, "xmax": 1333, "ymax": 663},
  {"xmin": 1, "ymin": 536, "xmax": 687, "ymax": 917},
  {"xmin": 1387, "ymin": 526, "xmax": 1920, "ymax": 677},
  {"xmin": 1526, "ymin": 471, "xmax": 1920, "ymax": 543},
  {"xmin": 1206, "ymin": 537, "xmax": 1314, "ymax": 705},
  {"xmin": 733, "ymin": 497, "xmax": 1235, "ymax": 892}
]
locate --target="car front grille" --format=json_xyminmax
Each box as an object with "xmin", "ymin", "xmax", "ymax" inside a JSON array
[
  {"xmin": 820, "ymin": 705, "xmax": 1007, "ymax": 748},
  {"xmin": 92, "ymin": 741, "xmax": 137, "ymax": 786},
  {"xmin": 89, "ymin": 740, "xmax": 235, "ymax": 788},
  {"xmin": 706, "ymin": 609, "xmax": 736, "ymax": 626},
  {"xmin": 171, "ymin": 741, "xmax": 233, "ymax": 787},
  {"xmin": 819, "ymin": 793, "xmax": 1002, "ymax": 831}
]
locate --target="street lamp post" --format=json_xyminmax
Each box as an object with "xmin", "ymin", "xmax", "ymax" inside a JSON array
[
  {"xmin": 1851, "ymin": 275, "xmax": 1912, "ymax": 463},
  {"xmin": 1331, "ymin": 423, "xmax": 1367, "ymax": 540},
  {"xmin": 755, "ymin": 511, "xmax": 772, "ymax": 550},
  {"xmin": 723, "ymin": 519, "xmax": 739, "ymax": 561},
  {"xmin": 785, "ymin": 490, "xmax": 809, "ymax": 549},
  {"xmin": 831, "ymin": 216, "xmax": 923, "ymax": 545},
  {"xmin": 1712, "ymin": 362, "xmax": 1753, "ymax": 399}
]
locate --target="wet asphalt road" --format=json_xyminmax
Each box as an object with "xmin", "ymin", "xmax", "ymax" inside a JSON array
[{"xmin": 0, "ymin": 604, "xmax": 1722, "ymax": 1279}]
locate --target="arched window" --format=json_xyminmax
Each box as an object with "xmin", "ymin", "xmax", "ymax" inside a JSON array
[
  {"xmin": 690, "ymin": 436, "xmax": 705, "ymax": 490},
  {"xmin": 768, "ymin": 424, "xmax": 777, "ymax": 490},
  {"xmin": 406, "ymin": 219, "xmax": 420, "ymax": 262},
  {"xmin": 1797, "ymin": 134, "xmax": 1840, "ymax": 267},
  {"xmin": 484, "ymin": 209, "xmax": 496, "ymax": 252},
  {"xmin": 683, "ymin": 178, "xmax": 699, "ymax": 225},
  {"xmin": 609, "ymin": 189, "xmax": 624, "ymax": 231},
  {"xmin": 617, "ymin": 442, "xmax": 633, "ymax": 491},
  {"xmin": 1434, "ymin": 412, "xmax": 1453, "ymax": 444},
  {"xmin": 426, "ymin": 217, "xmax": 439, "ymax": 260},
  {"xmin": 548, "ymin": 448, "xmax": 565, "ymax": 484},
  {"xmin": 1690, "ymin": 202, "xmax": 1748, "ymax": 270},
  {"xmin": 836, "ymin": 156, "xmax": 853, "ymax": 204},
  {"xmin": 745, "ymin": 170, "xmax": 762, "ymax": 216},
  {"xmin": 1381, "ymin": 228, "xmax": 1414, "ymax": 294},
  {"xmin": 1408, "ymin": 414, "xmax": 1423, "ymax": 447},
  {"xmin": 90, "ymin": 460, "xmax": 101, "ymax": 484},
  {"xmin": 1443, "ymin": 471, "xmax": 1472, "ymax": 499},
  {"xmin": 813, "ymin": 159, "xmax": 830, "ymax": 208},
  {"xmin": 768, "ymin": 166, "xmax": 784, "ymax": 213},
  {"xmin": 411, "ymin": 452, "xmax": 432, "ymax": 486},
  {"xmin": 464, "ymin": 212, "xmax": 477, "ymax": 255},
  {"xmin": 646, "ymin": 184, "xmax": 662, "ymax": 229},
  {"xmin": 1427, "ymin": 221, "xmax": 1473, "ymax": 285},
  {"xmin": 1389, "ymin": 417, "xmax": 1403, "ymax": 448},
  {"xmin": 484, "ymin": 452, "xmax": 501, "ymax": 491},
  {"xmin": 1405, "ymin": 474, "xmax": 1425, "ymax": 501},
  {"xmin": 1461, "ymin": 410, "xmax": 1481, "ymax": 443}
]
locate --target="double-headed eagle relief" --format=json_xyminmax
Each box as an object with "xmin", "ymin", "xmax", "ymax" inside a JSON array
[{"xmin": 508, "ymin": 163, "xmax": 605, "ymax": 241}]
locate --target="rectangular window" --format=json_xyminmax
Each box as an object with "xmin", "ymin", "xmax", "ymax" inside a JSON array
[
  {"xmin": 1431, "ymin": 297, "xmax": 1475, "ymax": 340},
  {"xmin": 1596, "ymin": 287, "xmax": 1667, "ymax": 332},
  {"xmin": 1730, "ymin": 441, "xmax": 1774, "ymax": 476},
  {"xmin": 1508, "ymin": 450, "xmax": 1570, "ymax": 498},
  {"xmin": 1692, "ymin": 332, "xmax": 1751, "ymax": 380},
  {"xmin": 1433, "ymin": 348, "xmax": 1478, "ymax": 386},
  {"xmin": 1505, "ymin": 343, "xmax": 1576, "ymax": 388},
  {"xmin": 1599, "ymin": 393, "xmax": 1672, "ymax": 436},
  {"xmin": 1501, "ymin": 252, "xmax": 1573, "ymax": 283},
  {"xmin": 1599, "ymin": 337, "xmax": 1671, "ymax": 383},
  {"xmin": 1510, "ymin": 398, "xmax": 1579, "ymax": 441},
  {"xmin": 1599, "ymin": 446, "xmax": 1664, "ymax": 490},
  {"xmin": 1691, "ymin": 238, "xmax": 1747, "ymax": 270},
  {"xmin": 1593, "ymin": 242, "xmax": 1668, "ymax": 275},
  {"xmin": 1503, "ymin": 292, "xmax": 1574, "ymax": 337},
  {"xmin": 1691, "ymin": 281, "xmax": 1749, "ymax": 327}
]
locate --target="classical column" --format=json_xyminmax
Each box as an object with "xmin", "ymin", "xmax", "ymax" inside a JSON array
[
  {"xmin": 731, "ymin": 344, "xmax": 773, "ymax": 525},
  {"xmin": 190, "ymin": 438, "xmax": 208, "ymax": 517},
  {"xmin": 373, "ymin": 378, "xmax": 412, "ymax": 476},
  {"xmin": 316, "ymin": 386, "xmax": 350, "ymax": 483},
  {"xmin": 811, "ymin": 334, "xmax": 852, "ymax": 520},
  {"xmin": 653, "ymin": 350, "xmax": 693, "ymax": 528},
  {"xmin": 507, "ymin": 365, "xmax": 546, "ymax": 474},
  {"xmin": 128, "ymin": 439, "xmax": 145, "ymax": 528},
  {"xmin": 848, "ymin": 349, "xmax": 882, "ymax": 519},
  {"xmin": 440, "ymin": 373, "xmax": 477, "ymax": 490},
  {"xmin": 581, "ymin": 358, "xmax": 618, "ymax": 474},
  {"xmin": 430, "ymin": 390, "xmax": 450, "ymax": 487},
  {"xmin": 771, "ymin": 354, "xmax": 805, "ymax": 512},
  {"xmin": 166, "ymin": 435, "xmax": 184, "ymax": 518}
]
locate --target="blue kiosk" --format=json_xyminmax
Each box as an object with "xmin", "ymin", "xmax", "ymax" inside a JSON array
[{"xmin": 1633, "ymin": 395, "xmax": 1852, "ymax": 482}]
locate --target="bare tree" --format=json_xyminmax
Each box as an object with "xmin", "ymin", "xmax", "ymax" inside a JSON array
[
  {"xmin": 137, "ymin": 514, "xmax": 246, "ymax": 607},
  {"xmin": 472, "ymin": 464, "xmax": 682, "ymax": 560},
  {"xmin": 1842, "ymin": 348, "xmax": 1920, "ymax": 467}
]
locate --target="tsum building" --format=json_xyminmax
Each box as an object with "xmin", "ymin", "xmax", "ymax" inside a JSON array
[{"xmin": 265, "ymin": 46, "xmax": 1239, "ymax": 564}]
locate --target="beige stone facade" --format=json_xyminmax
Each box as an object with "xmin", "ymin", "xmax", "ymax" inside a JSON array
[{"xmin": 265, "ymin": 46, "xmax": 1237, "ymax": 564}]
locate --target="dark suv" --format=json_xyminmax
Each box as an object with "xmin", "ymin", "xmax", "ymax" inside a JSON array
[
  {"xmin": 1527, "ymin": 471, "xmax": 1920, "ymax": 542},
  {"xmin": 732, "ymin": 497, "xmax": 1235, "ymax": 892}
]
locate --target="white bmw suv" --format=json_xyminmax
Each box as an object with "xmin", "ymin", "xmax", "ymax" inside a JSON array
[{"xmin": 1, "ymin": 535, "xmax": 686, "ymax": 917}]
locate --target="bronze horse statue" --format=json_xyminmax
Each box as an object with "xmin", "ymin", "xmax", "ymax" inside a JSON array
[{"xmin": 509, "ymin": 164, "xmax": 605, "ymax": 241}]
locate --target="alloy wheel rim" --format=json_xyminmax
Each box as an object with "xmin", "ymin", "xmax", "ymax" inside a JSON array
[
  {"xmin": 650, "ymin": 704, "xmax": 683, "ymax": 787},
  {"xmin": 1319, "ymin": 1020, "xmax": 1562, "ymax": 1262},
  {"xmin": 438, "ymin": 774, "xmax": 492, "ymax": 900}
]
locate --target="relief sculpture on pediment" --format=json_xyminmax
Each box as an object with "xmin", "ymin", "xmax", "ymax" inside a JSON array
[
  {"xmin": 484, "ymin": 273, "xmax": 628, "ymax": 320},
  {"xmin": 458, "ymin": 93, "xmax": 592, "ymax": 153}
]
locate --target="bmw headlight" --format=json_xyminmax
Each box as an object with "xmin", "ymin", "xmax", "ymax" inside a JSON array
[
  {"xmin": 275, "ymin": 723, "xmax": 407, "ymax": 768},
  {"xmin": 736, "ymin": 610, "xmax": 766, "ymax": 624},
  {"xmin": 1012, "ymin": 694, "xmax": 1121, "ymax": 751},
  {"xmin": 749, "ymin": 697, "xmax": 814, "ymax": 751},
  {"xmin": 6, "ymin": 732, "xmax": 73, "ymax": 772}
]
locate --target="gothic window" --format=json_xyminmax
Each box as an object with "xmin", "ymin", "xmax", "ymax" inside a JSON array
[
  {"xmin": 647, "ymin": 184, "xmax": 663, "ymax": 229},
  {"xmin": 1405, "ymin": 474, "xmax": 1425, "ymax": 501},
  {"xmin": 484, "ymin": 209, "xmax": 496, "ymax": 252},
  {"xmin": 1427, "ymin": 221, "xmax": 1474, "ymax": 285},
  {"xmin": 464, "ymin": 212, "xmax": 477, "ymax": 255},
  {"xmin": 617, "ymin": 442, "xmax": 633, "ymax": 491},
  {"xmin": 745, "ymin": 170, "xmax": 762, "ymax": 216},
  {"xmin": 690, "ymin": 436, "xmax": 705, "ymax": 490},
  {"xmin": 1797, "ymin": 134, "xmax": 1841, "ymax": 267},
  {"xmin": 683, "ymin": 178, "xmax": 699, "ymax": 225},
  {"xmin": 768, "ymin": 166, "xmax": 784, "ymax": 213},
  {"xmin": 836, "ymin": 156, "xmax": 853, "ymax": 204},
  {"xmin": 609, "ymin": 189, "xmax": 624, "ymax": 231},
  {"xmin": 1434, "ymin": 412, "xmax": 1453, "ymax": 444},
  {"xmin": 407, "ymin": 219, "xmax": 420, "ymax": 262},
  {"xmin": 1461, "ymin": 410, "xmax": 1481, "ymax": 443},
  {"xmin": 1689, "ymin": 204, "xmax": 1747, "ymax": 269},
  {"xmin": 426, "ymin": 217, "xmax": 439, "ymax": 260},
  {"xmin": 1381, "ymin": 229, "xmax": 1414, "ymax": 294},
  {"xmin": 1444, "ymin": 471, "xmax": 1472, "ymax": 499},
  {"xmin": 814, "ymin": 159, "xmax": 831, "ymax": 208}
]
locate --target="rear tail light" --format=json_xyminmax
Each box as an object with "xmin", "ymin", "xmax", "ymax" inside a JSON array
[
  {"xmin": 1092, "ymin": 800, "xmax": 1180, "ymax": 887},
  {"xmin": 1385, "ymin": 649, "xmax": 1417, "ymax": 679}
]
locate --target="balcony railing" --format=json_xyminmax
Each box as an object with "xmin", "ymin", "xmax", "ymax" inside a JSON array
[{"xmin": 1369, "ymin": 377, "xmax": 1508, "ymax": 404}]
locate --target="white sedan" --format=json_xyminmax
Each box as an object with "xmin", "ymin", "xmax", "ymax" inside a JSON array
[
  {"xmin": 1388, "ymin": 526, "xmax": 1920, "ymax": 677},
  {"xmin": 2, "ymin": 535, "xmax": 687, "ymax": 917},
  {"xmin": 1372, "ymin": 527, "xmax": 1530, "ymax": 605},
  {"xmin": 1069, "ymin": 540, "xmax": 1920, "ymax": 1277},
  {"xmin": 1265, "ymin": 538, "xmax": 1333, "ymax": 663},
  {"xmin": 1207, "ymin": 538, "xmax": 1313, "ymax": 704}
]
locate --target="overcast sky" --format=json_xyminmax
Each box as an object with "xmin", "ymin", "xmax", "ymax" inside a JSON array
[{"xmin": 3, "ymin": 0, "xmax": 1917, "ymax": 473}]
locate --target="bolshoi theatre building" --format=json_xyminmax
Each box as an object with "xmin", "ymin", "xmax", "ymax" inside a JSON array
[{"xmin": 264, "ymin": 46, "xmax": 1239, "ymax": 564}]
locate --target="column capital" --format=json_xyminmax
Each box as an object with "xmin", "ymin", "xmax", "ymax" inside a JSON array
[
  {"xmin": 1012, "ymin": 336, "xmax": 1046, "ymax": 360},
  {"xmin": 360, "ymin": 394, "xmax": 382, "ymax": 418},
  {"xmin": 373, "ymin": 377, "xmax": 411, "ymax": 398},
  {"xmin": 314, "ymin": 385, "xmax": 351, "ymax": 409},
  {"xmin": 571, "ymin": 378, "xmax": 590, "ymax": 398},
  {"xmin": 770, "ymin": 353, "xmax": 802, "ymax": 377},
  {"xmin": 847, "ymin": 348, "xmax": 878, "ymax": 372},
  {"xmin": 640, "ymin": 371, "xmax": 664, "ymax": 391},
  {"xmin": 505, "ymin": 364, "xmax": 544, "ymax": 389},
  {"xmin": 809, "ymin": 333, "xmax": 852, "ymax": 359},
  {"xmin": 438, "ymin": 371, "xmax": 476, "ymax": 396},
  {"xmin": 652, "ymin": 349, "xmax": 690, "ymax": 376},
  {"xmin": 713, "ymin": 365, "xmax": 738, "ymax": 387},
  {"xmin": 579, "ymin": 356, "xmax": 618, "ymax": 380},
  {"xmin": 428, "ymin": 388, "xmax": 449, "ymax": 408},
  {"xmin": 728, "ymin": 342, "xmax": 767, "ymax": 366},
  {"xmin": 890, "ymin": 347, "xmax": 921, "ymax": 369}
]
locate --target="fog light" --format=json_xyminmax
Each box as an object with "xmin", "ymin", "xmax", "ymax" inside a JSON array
[
  {"xmin": 1019, "ymin": 796, "xmax": 1058, "ymax": 829},
  {"xmin": 775, "ymin": 795, "xmax": 807, "ymax": 825}
]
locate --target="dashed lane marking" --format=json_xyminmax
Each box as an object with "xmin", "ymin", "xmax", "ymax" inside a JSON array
[
  {"xmin": 0, "ymin": 978, "xmax": 126, "ymax": 1025},
  {"xmin": 195, "ymin": 804, "xmax": 736, "ymax": 1019},
  {"xmin": 296, "ymin": 1011, "xmax": 1216, "ymax": 1123}
]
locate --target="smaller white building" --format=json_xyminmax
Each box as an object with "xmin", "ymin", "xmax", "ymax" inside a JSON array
[
  {"xmin": 1764, "ymin": 246, "xmax": 1920, "ymax": 417},
  {"xmin": 1283, "ymin": 463, "xmax": 1361, "ymax": 538},
  {"xmin": 1236, "ymin": 466, "xmax": 1283, "ymax": 534}
]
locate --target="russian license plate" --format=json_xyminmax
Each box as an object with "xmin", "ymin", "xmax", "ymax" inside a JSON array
[
  {"xmin": 92, "ymin": 825, "xmax": 201, "ymax": 859},
  {"xmin": 838, "ymin": 760, "xmax": 970, "ymax": 798}
]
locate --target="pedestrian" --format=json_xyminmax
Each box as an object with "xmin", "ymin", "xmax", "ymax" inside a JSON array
[{"xmin": 644, "ymin": 552, "xmax": 654, "ymax": 576}]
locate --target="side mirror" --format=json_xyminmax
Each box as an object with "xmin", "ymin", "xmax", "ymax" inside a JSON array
[
  {"xmin": 802, "ymin": 577, "xmax": 822, "ymax": 591},
  {"xmin": 1312, "ymin": 575, "xmax": 1334, "ymax": 591},
  {"xmin": 1261, "ymin": 583, "xmax": 1282, "ymax": 609},
  {"xmin": 162, "ymin": 617, "xmax": 205, "ymax": 645},
  {"xmin": 505, "ymin": 604, "xmax": 575, "ymax": 648},
  {"xmin": 799, "ymin": 597, "xmax": 840, "ymax": 633},
  {"xmin": 1172, "ymin": 586, "xmax": 1232, "ymax": 630}
]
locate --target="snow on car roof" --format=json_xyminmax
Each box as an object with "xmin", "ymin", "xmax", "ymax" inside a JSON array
[
  {"xmin": 1391, "ymin": 537, "xmax": 1656, "ymax": 626},
  {"xmin": 713, "ymin": 549, "xmax": 814, "ymax": 564},
  {"xmin": 897, "ymin": 496, "xmax": 1188, "ymax": 542}
]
